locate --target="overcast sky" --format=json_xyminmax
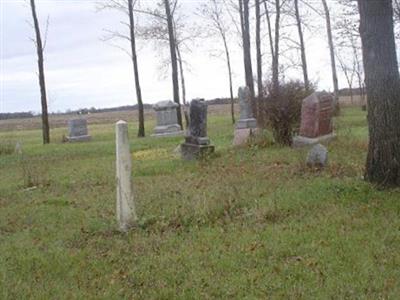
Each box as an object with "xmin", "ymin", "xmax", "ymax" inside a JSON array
[{"xmin": 1, "ymin": 0, "xmax": 342, "ymax": 113}]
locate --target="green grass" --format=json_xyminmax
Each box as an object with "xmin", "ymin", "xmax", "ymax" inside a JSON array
[{"xmin": 1, "ymin": 108, "xmax": 399, "ymax": 299}]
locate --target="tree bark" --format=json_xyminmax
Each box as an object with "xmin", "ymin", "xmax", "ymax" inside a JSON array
[
  {"xmin": 128, "ymin": 0, "xmax": 145, "ymax": 137},
  {"xmin": 175, "ymin": 44, "xmax": 189, "ymax": 127},
  {"xmin": 264, "ymin": 1, "xmax": 275, "ymax": 62},
  {"xmin": 272, "ymin": 0, "xmax": 281, "ymax": 94},
  {"xmin": 358, "ymin": 0, "xmax": 400, "ymax": 186},
  {"xmin": 164, "ymin": 0, "xmax": 183, "ymax": 128},
  {"xmin": 239, "ymin": 0, "xmax": 255, "ymax": 105},
  {"xmin": 30, "ymin": 0, "xmax": 50, "ymax": 144},
  {"xmin": 294, "ymin": 0, "xmax": 310, "ymax": 90},
  {"xmin": 322, "ymin": 0, "xmax": 340, "ymax": 112},
  {"xmin": 255, "ymin": 0, "xmax": 262, "ymax": 99},
  {"xmin": 221, "ymin": 32, "xmax": 235, "ymax": 124}
]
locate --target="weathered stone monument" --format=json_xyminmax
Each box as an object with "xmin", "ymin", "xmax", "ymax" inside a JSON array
[
  {"xmin": 306, "ymin": 143, "xmax": 328, "ymax": 168},
  {"xmin": 293, "ymin": 92, "xmax": 336, "ymax": 147},
  {"xmin": 66, "ymin": 119, "xmax": 91, "ymax": 142},
  {"xmin": 181, "ymin": 99, "xmax": 215, "ymax": 160},
  {"xmin": 233, "ymin": 86, "xmax": 258, "ymax": 146},
  {"xmin": 116, "ymin": 120, "xmax": 137, "ymax": 232},
  {"xmin": 152, "ymin": 100, "xmax": 184, "ymax": 137}
]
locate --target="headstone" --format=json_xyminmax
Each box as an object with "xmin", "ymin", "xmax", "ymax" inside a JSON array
[
  {"xmin": 180, "ymin": 99, "xmax": 215, "ymax": 160},
  {"xmin": 306, "ymin": 144, "xmax": 328, "ymax": 168},
  {"xmin": 152, "ymin": 100, "xmax": 184, "ymax": 137},
  {"xmin": 293, "ymin": 92, "xmax": 336, "ymax": 147},
  {"xmin": 116, "ymin": 120, "xmax": 137, "ymax": 232},
  {"xmin": 15, "ymin": 142, "xmax": 22, "ymax": 155},
  {"xmin": 66, "ymin": 119, "xmax": 91, "ymax": 142},
  {"xmin": 233, "ymin": 86, "xmax": 259, "ymax": 146}
]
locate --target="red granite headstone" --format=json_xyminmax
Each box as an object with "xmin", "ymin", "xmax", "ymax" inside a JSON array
[{"xmin": 299, "ymin": 92, "xmax": 333, "ymax": 138}]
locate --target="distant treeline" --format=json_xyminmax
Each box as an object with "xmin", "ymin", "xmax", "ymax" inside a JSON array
[
  {"xmin": 1, "ymin": 98, "xmax": 237, "ymax": 121},
  {"xmin": 0, "ymin": 112, "xmax": 35, "ymax": 120},
  {"xmin": 339, "ymin": 88, "xmax": 365, "ymax": 97}
]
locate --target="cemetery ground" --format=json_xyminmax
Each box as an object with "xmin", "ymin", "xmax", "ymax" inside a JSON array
[{"xmin": 1, "ymin": 104, "xmax": 400, "ymax": 299}]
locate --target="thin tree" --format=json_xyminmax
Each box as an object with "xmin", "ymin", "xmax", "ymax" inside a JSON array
[
  {"xmin": 238, "ymin": 0, "xmax": 255, "ymax": 105},
  {"xmin": 199, "ymin": 0, "xmax": 235, "ymax": 124},
  {"xmin": 264, "ymin": 0, "xmax": 275, "ymax": 66},
  {"xmin": 336, "ymin": 53, "xmax": 356, "ymax": 104},
  {"xmin": 164, "ymin": 0, "xmax": 183, "ymax": 128},
  {"xmin": 358, "ymin": 0, "xmax": 400, "ymax": 186},
  {"xmin": 98, "ymin": 0, "xmax": 145, "ymax": 137},
  {"xmin": 255, "ymin": 0, "xmax": 263, "ymax": 104},
  {"xmin": 264, "ymin": 0, "xmax": 282, "ymax": 95},
  {"xmin": 128, "ymin": 0, "xmax": 145, "ymax": 137},
  {"xmin": 294, "ymin": 0, "xmax": 309, "ymax": 90},
  {"xmin": 321, "ymin": 0, "xmax": 339, "ymax": 112},
  {"xmin": 30, "ymin": 0, "xmax": 50, "ymax": 144}
]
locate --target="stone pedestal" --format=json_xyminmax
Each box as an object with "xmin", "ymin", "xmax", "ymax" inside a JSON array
[
  {"xmin": 293, "ymin": 92, "xmax": 336, "ymax": 147},
  {"xmin": 233, "ymin": 87, "xmax": 258, "ymax": 146},
  {"xmin": 116, "ymin": 120, "xmax": 137, "ymax": 232},
  {"xmin": 152, "ymin": 100, "xmax": 184, "ymax": 137},
  {"xmin": 181, "ymin": 99, "xmax": 215, "ymax": 160},
  {"xmin": 67, "ymin": 119, "xmax": 91, "ymax": 142}
]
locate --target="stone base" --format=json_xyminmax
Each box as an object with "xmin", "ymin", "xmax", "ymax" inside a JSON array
[
  {"xmin": 180, "ymin": 143, "xmax": 215, "ymax": 160},
  {"xmin": 152, "ymin": 124, "xmax": 183, "ymax": 137},
  {"xmin": 233, "ymin": 128, "xmax": 260, "ymax": 146},
  {"xmin": 151, "ymin": 130, "xmax": 184, "ymax": 137},
  {"xmin": 66, "ymin": 135, "xmax": 91, "ymax": 142},
  {"xmin": 236, "ymin": 118, "xmax": 257, "ymax": 130},
  {"xmin": 292, "ymin": 133, "xmax": 336, "ymax": 148}
]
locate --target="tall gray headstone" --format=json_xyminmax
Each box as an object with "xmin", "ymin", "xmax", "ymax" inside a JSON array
[
  {"xmin": 236, "ymin": 87, "xmax": 257, "ymax": 129},
  {"xmin": 67, "ymin": 119, "xmax": 91, "ymax": 142},
  {"xmin": 116, "ymin": 120, "xmax": 137, "ymax": 232},
  {"xmin": 233, "ymin": 86, "xmax": 259, "ymax": 146},
  {"xmin": 180, "ymin": 99, "xmax": 215, "ymax": 160},
  {"xmin": 152, "ymin": 100, "xmax": 184, "ymax": 137}
]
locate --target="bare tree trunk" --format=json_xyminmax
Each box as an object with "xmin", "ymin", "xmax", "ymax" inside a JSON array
[
  {"xmin": 255, "ymin": 0, "xmax": 262, "ymax": 97},
  {"xmin": 294, "ymin": 0, "xmax": 310, "ymax": 90},
  {"xmin": 322, "ymin": 0, "xmax": 340, "ymax": 113},
  {"xmin": 221, "ymin": 33, "xmax": 235, "ymax": 124},
  {"xmin": 175, "ymin": 44, "xmax": 189, "ymax": 127},
  {"xmin": 255, "ymin": 0, "xmax": 264, "ymax": 123},
  {"xmin": 264, "ymin": 1, "xmax": 275, "ymax": 62},
  {"xmin": 30, "ymin": 0, "xmax": 50, "ymax": 144},
  {"xmin": 358, "ymin": 0, "xmax": 400, "ymax": 186},
  {"xmin": 128, "ymin": 0, "xmax": 145, "ymax": 137},
  {"xmin": 272, "ymin": 0, "xmax": 281, "ymax": 94},
  {"xmin": 239, "ymin": 0, "xmax": 255, "ymax": 105},
  {"xmin": 164, "ymin": 0, "xmax": 183, "ymax": 128}
]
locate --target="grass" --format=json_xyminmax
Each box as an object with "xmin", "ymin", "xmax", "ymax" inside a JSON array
[{"xmin": 1, "ymin": 107, "xmax": 399, "ymax": 299}]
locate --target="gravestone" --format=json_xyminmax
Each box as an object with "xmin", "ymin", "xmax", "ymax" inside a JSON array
[
  {"xmin": 66, "ymin": 119, "xmax": 91, "ymax": 142},
  {"xmin": 152, "ymin": 100, "xmax": 184, "ymax": 137},
  {"xmin": 306, "ymin": 144, "xmax": 328, "ymax": 168},
  {"xmin": 116, "ymin": 120, "xmax": 137, "ymax": 232},
  {"xmin": 293, "ymin": 92, "xmax": 336, "ymax": 147},
  {"xmin": 233, "ymin": 86, "xmax": 258, "ymax": 146},
  {"xmin": 15, "ymin": 142, "xmax": 22, "ymax": 155},
  {"xmin": 180, "ymin": 99, "xmax": 215, "ymax": 160}
]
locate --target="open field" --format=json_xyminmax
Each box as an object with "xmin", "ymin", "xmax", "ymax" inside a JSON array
[
  {"xmin": 0, "ymin": 104, "xmax": 237, "ymax": 132},
  {"xmin": 1, "ymin": 106, "xmax": 399, "ymax": 299},
  {"xmin": 0, "ymin": 95, "xmax": 363, "ymax": 132}
]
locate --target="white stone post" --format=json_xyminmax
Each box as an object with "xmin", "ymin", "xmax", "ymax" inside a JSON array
[{"xmin": 116, "ymin": 120, "xmax": 137, "ymax": 232}]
